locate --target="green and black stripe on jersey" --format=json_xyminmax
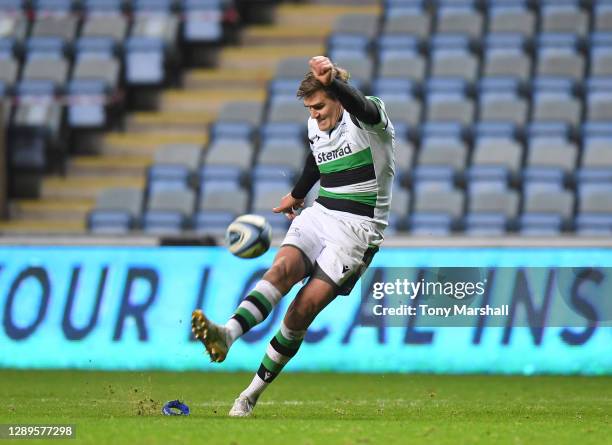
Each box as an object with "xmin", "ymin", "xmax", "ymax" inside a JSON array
[{"xmin": 315, "ymin": 145, "xmax": 377, "ymax": 218}]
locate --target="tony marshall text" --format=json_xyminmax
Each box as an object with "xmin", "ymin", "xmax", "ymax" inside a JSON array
[{"xmin": 373, "ymin": 304, "xmax": 510, "ymax": 317}]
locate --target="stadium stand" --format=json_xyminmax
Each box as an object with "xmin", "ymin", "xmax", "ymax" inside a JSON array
[{"xmin": 1, "ymin": 0, "xmax": 612, "ymax": 238}]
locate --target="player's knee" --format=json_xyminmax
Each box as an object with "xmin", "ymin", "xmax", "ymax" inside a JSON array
[{"xmin": 288, "ymin": 297, "xmax": 318, "ymax": 322}]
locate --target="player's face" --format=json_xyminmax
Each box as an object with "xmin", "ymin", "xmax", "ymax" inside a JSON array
[{"xmin": 303, "ymin": 90, "xmax": 342, "ymax": 132}]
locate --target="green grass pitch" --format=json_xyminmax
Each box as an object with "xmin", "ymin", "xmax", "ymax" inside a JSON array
[{"xmin": 1, "ymin": 370, "xmax": 610, "ymax": 445}]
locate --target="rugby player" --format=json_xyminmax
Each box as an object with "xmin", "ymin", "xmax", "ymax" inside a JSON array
[{"xmin": 192, "ymin": 56, "xmax": 396, "ymax": 417}]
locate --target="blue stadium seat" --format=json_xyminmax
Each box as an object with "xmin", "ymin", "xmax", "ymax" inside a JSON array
[
  {"xmin": 125, "ymin": 37, "xmax": 165, "ymax": 86},
  {"xmin": 182, "ymin": 0, "xmax": 224, "ymax": 44}
]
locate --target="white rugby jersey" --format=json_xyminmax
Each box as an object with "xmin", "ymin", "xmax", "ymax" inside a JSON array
[{"xmin": 307, "ymin": 96, "xmax": 396, "ymax": 227}]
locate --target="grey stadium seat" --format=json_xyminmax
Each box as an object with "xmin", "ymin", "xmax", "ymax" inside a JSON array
[
  {"xmin": 332, "ymin": 55, "xmax": 374, "ymax": 87},
  {"xmin": 31, "ymin": 16, "xmax": 78, "ymax": 41},
  {"xmin": 531, "ymin": 91, "xmax": 582, "ymax": 127},
  {"xmin": 217, "ymin": 101, "xmax": 264, "ymax": 125},
  {"xmin": 0, "ymin": 59, "xmax": 18, "ymax": 88},
  {"xmin": 199, "ymin": 185, "xmax": 248, "ymax": 214},
  {"xmin": 524, "ymin": 137, "xmax": 578, "ymax": 181},
  {"xmin": 523, "ymin": 187, "xmax": 574, "ymax": 219},
  {"xmin": 144, "ymin": 188, "xmax": 196, "ymax": 233},
  {"xmin": 469, "ymin": 188, "xmax": 519, "ymax": 219},
  {"xmin": 536, "ymin": 45, "xmax": 585, "ymax": 81},
  {"xmin": 22, "ymin": 58, "xmax": 69, "ymax": 84},
  {"xmin": 541, "ymin": 3, "xmax": 588, "ymax": 36},
  {"xmin": 479, "ymin": 92, "xmax": 528, "ymax": 126},
  {"xmin": 267, "ymin": 98, "xmax": 308, "ymax": 124},
  {"xmin": 483, "ymin": 47, "xmax": 531, "ymax": 81},
  {"xmin": 81, "ymin": 15, "xmax": 128, "ymax": 42},
  {"xmin": 88, "ymin": 187, "xmax": 144, "ymax": 233},
  {"xmin": 470, "ymin": 137, "xmax": 523, "ymax": 180},
  {"xmin": 378, "ymin": 53, "xmax": 425, "ymax": 82},
  {"xmin": 595, "ymin": 3, "xmax": 612, "ymax": 32},
  {"xmin": 383, "ymin": 10, "xmax": 431, "ymax": 38},
  {"xmin": 205, "ymin": 139, "xmax": 253, "ymax": 170},
  {"xmin": 333, "ymin": 14, "xmax": 379, "ymax": 39},
  {"xmin": 148, "ymin": 188, "xmax": 196, "ymax": 214},
  {"xmin": 436, "ymin": 4, "xmax": 483, "ymax": 38},
  {"xmin": 426, "ymin": 92, "xmax": 474, "ymax": 125},
  {"xmin": 587, "ymin": 92, "xmax": 612, "ymax": 122},
  {"xmin": 95, "ymin": 187, "xmax": 143, "ymax": 215},
  {"xmin": 430, "ymin": 48, "xmax": 479, "ymax": 82},
  {"xmin": 488, "ymin": 3, "xmax": 536, "ymax": 37},
  {"xmin": 155, "ymin": 143, "xmax": 202, "ymax": 170},
  {"xmin": 275, "ymin": 57, "xmax": 310, "ymax": 78},
  {"xmin": 72, "ymin": 58, "xmax": 120, "ymax": 87},
  {"xmin": 384, "ymin": 96, "xmax": 422, "ymax": 127}
]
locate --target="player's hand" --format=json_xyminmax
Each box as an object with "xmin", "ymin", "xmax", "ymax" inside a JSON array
[
  {"xmin": 273, "ymin": 193, "xmax": 305, "ymax": 221},
  {"xmin": 309, "ymin": 56, "xmax": 335, "ymax": 86}
]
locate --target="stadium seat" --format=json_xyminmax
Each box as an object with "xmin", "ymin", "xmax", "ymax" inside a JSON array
[
  {"xmin": 330, "ymin": 55, "xmax": 373, "ymax": 90},
  {"xmin": 519, "ymin": 184, "xmax": 575, "ymax": 235},
  {"xmin": 540, "ymin": 1, "xmax": 588, "ymax": 37},
  {"xmin": 143, "ymin": 188, "xmax": 196, "ymax": 234},
  {"xmin": 487, "ymin": 1, "xmax": 535, "ymax": 37},
  {"xmin": 251, "ymin": 180, "xmax": 292, "ymax": 231},
  {"xmin": 376, "ymin": 35, "xmax": 425, "ymax": 82},
  {"xmin": 468, "ymin": 136, "xmax": 523, "ymax": 186},
  {"xmin": 87, "ymin": 187, "xmax": 144, "ymax": 233},
  {"xmin": 267, "ymin": 97, "xmax": 309, "ymax": 125},
  {"xmin": 591, "ymin": 36, "xmax": 612, "ymax": 77},
  {"xmin": 414, "ymin": 135, "xmax": 467, "ymax": 184},
  {"xmin": 387, "ymin": 186, "xmax": 410, "ymax": 233},
  {"xmin": 425, "ymin": 89, "xmax": 474, "ymax": 126},
  {"xmin": 202, "ymin": 139, "xmax": 254, "ymax": 184},
  {"xmin": 80, "ymin": 15, "xmax": 128, "ymax": 43},
  {"xmin": 586, "ymin": 80, "xmax": 612, "ymax": 122},
  {"xmin": 576, "ymin": 183, "xmax": 612, "ymax": 234},
  {"xmin": 429, "ymin": 34, "xmax": 478, "ymax": 82},
  {"xmin": 535, "ymin": 34, "xmax": 585, "ymax": 81},
  {"xmin": 213, "ymin": 101, "xmax": 264, "ymax": 140},
  {"xmin": 254, "ymin": 140, "xmax": 305, "ymax": 182},
  {"xmin": 182, "ymin": 0, "xmax": 224, "ymax": 44},
  {"xmin": 383, "ymin": 5, "xmax": 430, "ymax": 39},
  {"xmin": 595, "ymin": 2, "xmax": 612, "ymax": 32},
  {"xmin": 531, "ymin": 89, "xmax": 582, "ymax": 128},
  {"xmin": 393, "ymin": 137, "xmax": 415, "ymax": 186},
  {"xmin": 409, "ymin": 182, "xmax": 464, "ymax": 235},
  {"xmin": 576, "ymin": 136, "xmax": 612, "ymax": 183},
  {"xmin": 465, "ymin": 184, "xmax": 520, "ymax": 235},
  {"xmin": 523, "ymin": 136, "xmax": 578, "ymax": 186},
  {"xmin": 436, "ymin": 2, "xmax": 483, "ymax": 38},
  {"xmin": 478, "ymin": 78, "xmax": 528, "ymax": 126},
  {"xmin": 148, "ymin": 143, "xmax": 202, "ymax": 192},
  {"xmin": 195, "ymin": 180, "xmax": 248, "ymax": 236},
  {"xmin": 482, "ymin": 34, "xmax": 531, "ymax": 81}
]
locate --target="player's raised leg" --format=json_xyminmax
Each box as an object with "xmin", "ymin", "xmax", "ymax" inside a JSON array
[
  {"xmin": 229, "ymin": 277, "xmax": 336, "ymax": 417},
  {"xmin": 191, "ymin": 245, "xmax": 307, "ymax": 362}
]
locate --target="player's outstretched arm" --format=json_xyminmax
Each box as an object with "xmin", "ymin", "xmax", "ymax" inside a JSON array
[
  {"xmin": 309, "ymin": 56, "xmax": 381, "ymax": 125},
  {"xmin": 273, "ymin": 152, "xmax": 319, "ymax": 220}
]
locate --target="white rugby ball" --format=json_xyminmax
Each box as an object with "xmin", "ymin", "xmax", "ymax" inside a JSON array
[{"xmin": 225, "ymin": 214, "xmax": 272, "ymax": 259}]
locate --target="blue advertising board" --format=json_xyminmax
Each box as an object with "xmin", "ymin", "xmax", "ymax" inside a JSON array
[{"xmin": 0, "ymin": 246, "xmax": 611, "ymax": 374}]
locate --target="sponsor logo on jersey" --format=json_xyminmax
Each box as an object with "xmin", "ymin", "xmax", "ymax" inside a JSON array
[{"xmin": 316, "ymin": 144, "xmax": 353, "ymax": 164}]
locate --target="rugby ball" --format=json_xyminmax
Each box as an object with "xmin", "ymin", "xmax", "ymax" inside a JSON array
[{"xmin": 225, "ymin": 214, "xmax": 272, "ymax": 259}]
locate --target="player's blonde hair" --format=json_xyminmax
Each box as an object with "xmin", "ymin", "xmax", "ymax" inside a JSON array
[{"xmin": 296, "ymin": 65, "xmax": 350, "ymax": 100}]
